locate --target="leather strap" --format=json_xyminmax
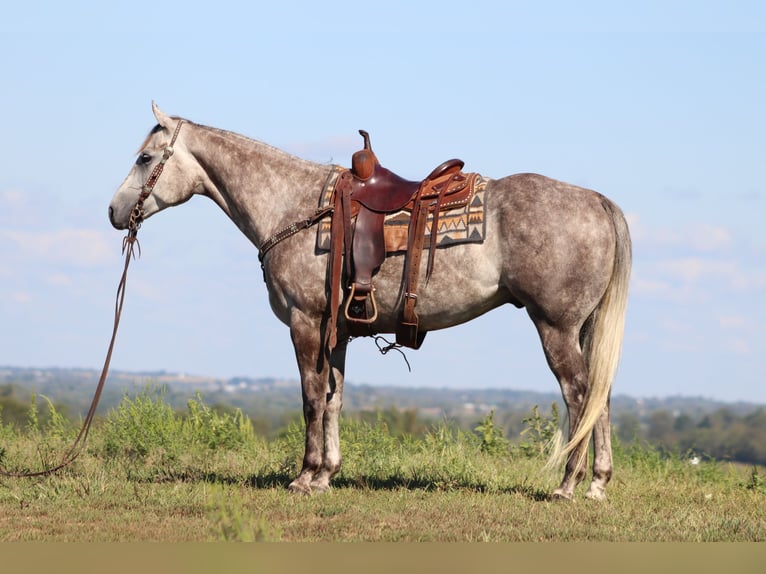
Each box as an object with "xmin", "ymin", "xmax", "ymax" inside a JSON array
[{"xmin": 396, "ymin": 198, "xmax": 429, "ymax": 348}]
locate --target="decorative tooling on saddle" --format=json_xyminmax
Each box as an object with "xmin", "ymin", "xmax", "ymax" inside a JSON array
[
  {"xmin": 316, "ymin": 170, "xmax": 488, "ymax": 253},
  {"xmin": 320, "ymin": 130, "xmax": 489, "ymax": 351}
]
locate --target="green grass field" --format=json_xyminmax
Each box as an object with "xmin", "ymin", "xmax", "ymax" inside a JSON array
[{"xmin": 1, "ymin": 390, "xmax": 764, "ymax": 542}]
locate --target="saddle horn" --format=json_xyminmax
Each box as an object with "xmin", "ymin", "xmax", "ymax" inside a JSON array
[{"xmin": 351, "ymin": 129, "xmax": 378, "ymax": 180}]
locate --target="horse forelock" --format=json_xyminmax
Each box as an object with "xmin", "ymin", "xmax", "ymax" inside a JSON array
[
  {"xmin": 136, "ymin": 124, "xmax": 166, "ymax": 153},
  {"xmin": 135, "ymin": 117, "xmax": 188, "ymax": 153}
]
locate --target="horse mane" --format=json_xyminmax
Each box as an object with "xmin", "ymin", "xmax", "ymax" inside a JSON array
[
  {"xmin": 194, "ymin": 122, "xmax": 327, "ymax": 170},
  {"xmin": 137, "ymin": 117, "xmax": 324, "ymax": 171}
]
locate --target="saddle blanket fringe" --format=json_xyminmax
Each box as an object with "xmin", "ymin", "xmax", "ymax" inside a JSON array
[{"xmin": 316, "ymin": 168, "xmax": 489, "ymax": 253}]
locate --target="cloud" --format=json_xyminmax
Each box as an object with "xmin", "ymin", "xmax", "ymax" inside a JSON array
[
  {"xmin": 630, "ymin": 275, "xmax": 676, "ymax": 298},
  {"xmin": 657, "ymin": 256, "xmax": 766, "ymax": 294},
  {"xmin": 717, "ymin": 314, "xmax": 748, "ymax": 329},
  {"xmin": 46, "ymin": 274, "xmax": 73, "ymax": 287},
  {"xmin": 1, "ymin": 228, "xmax": 113, "ymax": 267},
  {"xmin": 653, "ymin": 315, "xmax": 753, "ymax": 357},
  {"xmin": 9, "ymin": 291, "xmax": 33, "ymax": 304},
  {"xmin": 0, "ymin": 189, "xmax": 28, "ymax": 207},
  {"xmin": 628, "ymin": 213, "xmax": 732, "ymax": 253},
  {"xmin": 657, "ymin": 257, "xmax": 736, "ymax": 283},
  {"xmin": 724, "ymin": 338, "xmax": 750, "ymax": 355},
  {"xmin": 283, "ymin": 134, "xmax": 360, "ymax": 164},
  {"xmin": 628, "ymin": 214, "xmax": 765, "ymax": 307}
]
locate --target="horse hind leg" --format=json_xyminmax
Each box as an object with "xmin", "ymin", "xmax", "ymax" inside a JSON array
[
  {"xmin": 578, "ymin": 311, "xmax": 613, "ymax": 500},
  {"xmin": 585, "ymin": 398, "xmax": 612, "ymax": 500},
  {"xmin": 533, "ymin": 321, "xmax": 590, "ymax": 500}
]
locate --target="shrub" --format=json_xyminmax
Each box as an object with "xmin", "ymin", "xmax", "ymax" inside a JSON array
[
  {"xmin": 185, "ymin": 395, "xmax": 256, "ymax": 451},
  {"xmin": 102, "ymin": 387, "xmax": 184, "ymax": 459},
  {"xmin": 517, "ymin": 403, "xmax": 559, "ymax": 458},
  {"xmin": 473, "ymin": 410, "xmax": 509, "ymax": 457}
]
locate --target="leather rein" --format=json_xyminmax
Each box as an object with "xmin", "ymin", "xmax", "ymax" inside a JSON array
[{"xmin": 0, "ymin": 121, "xmax": 184, "ymax": 478}]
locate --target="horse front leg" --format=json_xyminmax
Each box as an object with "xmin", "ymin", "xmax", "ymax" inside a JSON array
[
  {"xmin": 310, "ymin": 339, "xmax": 347, "ymax": 493},
  {"xmin": 287, "ymin": 309, "xmax": 345, "ymax": 494}
]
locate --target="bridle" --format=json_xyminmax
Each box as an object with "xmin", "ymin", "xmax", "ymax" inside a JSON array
[
  {"xmin": 0, "ymin": 120, "xmax": 184, "ymax": 478},
  {"xmin": 128, "ymin": 119, "xmax": 186, "ymax": 238}
]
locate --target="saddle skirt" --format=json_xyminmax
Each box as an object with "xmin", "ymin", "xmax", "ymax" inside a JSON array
[
  {"xmin": 319, "ymin": 131, "xmax": 488, "ymax": 350},
  {"xmin": 316, "ymin": 168, "xmax": 488, "ymax": 254}
]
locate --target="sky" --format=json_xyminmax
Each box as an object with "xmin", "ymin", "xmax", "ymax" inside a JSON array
[{"xmin": 1, "ymin": 1, "xmax": 764, "ymax": 403}]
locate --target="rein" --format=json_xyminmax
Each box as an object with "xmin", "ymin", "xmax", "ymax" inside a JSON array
[{"xmin": 0, "ymin": 121, "xmax": 184, "ymax": 478}]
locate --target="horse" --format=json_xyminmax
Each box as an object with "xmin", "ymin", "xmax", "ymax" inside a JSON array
[{"xmin": 109, "ymin": 103, "xmax": 631, "ymax": 500}]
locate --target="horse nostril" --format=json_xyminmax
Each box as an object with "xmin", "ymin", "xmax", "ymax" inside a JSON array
[{"xmin": 108, "ymin": 205, "xmax": 119, "ymax": 227}]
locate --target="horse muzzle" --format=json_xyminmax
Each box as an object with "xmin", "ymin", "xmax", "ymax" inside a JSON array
[{"xmin": 108, "ymin": 205, "xmax": 128, "ymax": 230}]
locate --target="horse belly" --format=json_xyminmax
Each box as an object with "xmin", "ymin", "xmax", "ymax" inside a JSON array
[{"xmin": 371, "ymin": 242, "xmax": 507, "ymax": 332}]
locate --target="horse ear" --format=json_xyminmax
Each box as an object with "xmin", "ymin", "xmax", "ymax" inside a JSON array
[{"xmin": 151, "ymin": 101, "xmax": 174, "ymax": 129}]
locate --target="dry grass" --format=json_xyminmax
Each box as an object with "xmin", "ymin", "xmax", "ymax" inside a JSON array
[
  {"xmin": 2, "ymin": 448, "xmax": 764, "ymax": 542},
  {"xmin": 1, "ymin": 394, "xmax": 764, "ymax": 542}
]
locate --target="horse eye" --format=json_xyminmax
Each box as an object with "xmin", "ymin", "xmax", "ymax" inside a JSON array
[{"xmin": 136, "ymin": 152, "xmax": 152, "ymax": 166}]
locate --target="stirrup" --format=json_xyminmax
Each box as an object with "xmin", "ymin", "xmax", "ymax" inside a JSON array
[{"xmin": 344, "ymin": 284, "xmax": 378, "ymax": 325}]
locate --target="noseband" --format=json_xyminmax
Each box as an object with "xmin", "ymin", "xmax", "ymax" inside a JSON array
[{"xmin": 128, "ymin": 119, "xmax": 185, "ymax": 235}]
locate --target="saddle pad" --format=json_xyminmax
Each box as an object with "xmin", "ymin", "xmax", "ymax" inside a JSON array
[{"xmin": 316, "ymin": 168, "xmax": 488, "ymax": 254}]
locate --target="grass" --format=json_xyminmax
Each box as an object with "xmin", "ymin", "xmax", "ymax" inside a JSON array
[{"xmin": 0, "ymin": 389, "xmax": 764, "ymax": 542}]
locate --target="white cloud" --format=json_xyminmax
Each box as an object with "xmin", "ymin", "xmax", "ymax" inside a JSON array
[
  {"xmin": 0, "ymin": 188, "xmax": 28, "ymax": 207},
  {"xmin": 659, "ymin": 318, "xmax": 693, "ymax": 334},
  {"xmin": 1, "ymin": 228, "xmax": 113, "ymax": 267},
  {"xmin": 657, "ymin": 257, "xmax": 737, "ymax": 283},
  {"xmin": 283, "ymin": 134, "xmax": 360, "ymax": 164},
  {"xmin": 46, "ymin": 274, "xmax": 73, "ymax": 287},
  {"xmin": 628, "ymin": 213, "xmax": 732, "ymax": 253},
  {"xmin": 9, "ymin": 291, "xmax": 33, "ymax": 304},
  {"xmin": 631, "ymin": 276, "xmax": 673, "ymax": 297},
  {"xmin": 724, "ymin": 338, "xmax": 750, "ymax": 355},
  {"xmin": 651, "ymin": 256, "xmax": 766, "ymax": 297},
  {"xmin": 717, "ymin": 314, "xmax": 748, "ymax": 329}
]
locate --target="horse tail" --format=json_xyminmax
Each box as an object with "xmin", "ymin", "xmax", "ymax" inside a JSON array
[{"xmin": 547, "ymin": 197, "xmax": 632, "ymax": 474}]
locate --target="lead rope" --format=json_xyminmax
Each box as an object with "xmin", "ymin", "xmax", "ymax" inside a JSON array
[
  {"xmin": 0, "ymin": 224, "xmax": 141, "ymax": 477},
  {"xmin": 0, "ymin": 121, "xmax": 184, "ymax": 478}
]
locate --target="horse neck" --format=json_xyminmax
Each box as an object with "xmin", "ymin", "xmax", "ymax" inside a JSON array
[{"xmin": 187, "ymin": 123, "xmax": 331, "ymax": 248}]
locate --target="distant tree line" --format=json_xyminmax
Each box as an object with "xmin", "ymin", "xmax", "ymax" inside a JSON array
[
  {"xmin": 614, "ymin": 407, "xmax": 766, "ymax": 465},
  {"xmin": 2, "ymin": 383, "xmax": 765, "ymax": 466},
  {"xmin": 342, "ymin": 405, "xmax": 766, "ymax": 466}
]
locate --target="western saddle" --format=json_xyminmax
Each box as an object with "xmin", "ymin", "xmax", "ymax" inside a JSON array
[{"xmin": 328, "ymin": 130, "xmax": 478, "ymax": 351}]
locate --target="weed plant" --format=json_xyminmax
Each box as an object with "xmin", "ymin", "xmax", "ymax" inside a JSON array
[{"xmin": 0, "ymin": 389, "xmax": 763, "ymax": 542}]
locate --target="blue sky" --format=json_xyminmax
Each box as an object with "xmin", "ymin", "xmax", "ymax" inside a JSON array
[{"xmin": 1, "ymin": 1, "xmax": 764, "ymax": 403}]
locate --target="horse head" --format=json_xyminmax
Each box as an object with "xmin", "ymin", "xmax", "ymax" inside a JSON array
[{"xmin": 109, "ymin": 102, "xmax": 200, "ymax": 230}]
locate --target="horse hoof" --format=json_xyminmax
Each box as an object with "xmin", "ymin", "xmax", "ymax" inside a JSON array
[
  {"xmin": 551, "ymin": 490, "xmax": 574, "ymax": 502},
  {"xmin": 310, "ymin": 481, "xmax": 331, "ymax": 494},
  {"xmin": 287, "ymin": 481, "xmax": 312, "ymax": 495},
  {"xmin": 585, "ymin": 487, "xmax": 607, "ymax": 501}
]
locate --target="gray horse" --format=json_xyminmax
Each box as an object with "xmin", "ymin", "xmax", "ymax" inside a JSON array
[{"xmin": 109, "ymin": 103, "xmax": 631, "ymax": 500}]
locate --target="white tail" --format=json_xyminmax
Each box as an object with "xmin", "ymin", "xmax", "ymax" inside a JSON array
[{"xmin": 546, "ymin": 199, "xmax": 632, "ymax": 474}]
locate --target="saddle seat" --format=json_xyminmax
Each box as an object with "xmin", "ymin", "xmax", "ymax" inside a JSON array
[
  {"xmin": 328, "ymin": 130, "xmax": 477, "ymax": 351},
  {"xmin": 351, "ymin": 161, "xmax": 465, "ymax": 214}
]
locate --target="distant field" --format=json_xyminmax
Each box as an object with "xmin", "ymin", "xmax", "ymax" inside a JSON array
[{"xmin": 1, "ymin": 390, "xmax": 764, "ymax": 542}]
